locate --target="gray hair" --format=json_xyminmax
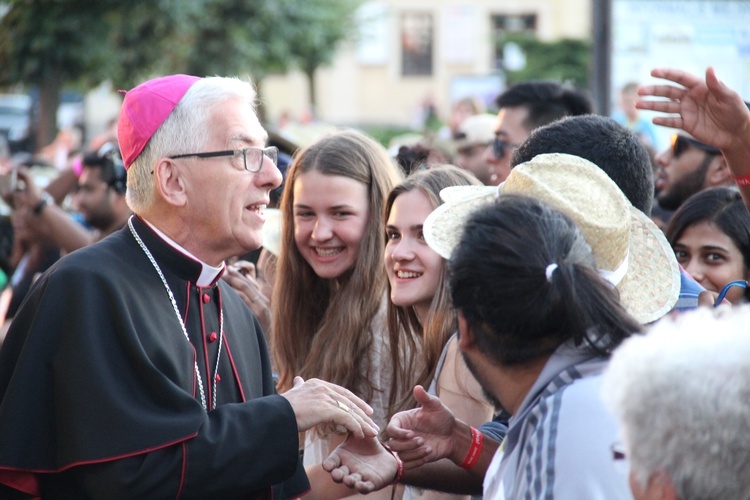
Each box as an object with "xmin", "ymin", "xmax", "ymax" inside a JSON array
[
  {"xmin": 602, "ymin": 306, "xmax": 750, "ymax": 499},
  {"xmin": 126, "ymin": 76, "xmax": 258, "ymax": 213}
]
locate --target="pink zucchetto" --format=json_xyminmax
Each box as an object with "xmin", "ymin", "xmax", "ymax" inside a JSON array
[{"xmin": 117, "ymin": 74, "xmax": 200, "ymax": 169}]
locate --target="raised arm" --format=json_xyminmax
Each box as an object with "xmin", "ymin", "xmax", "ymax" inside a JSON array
[{"xmin": 637, "ymin": 67, "xmax": 750, "ymax": 206}]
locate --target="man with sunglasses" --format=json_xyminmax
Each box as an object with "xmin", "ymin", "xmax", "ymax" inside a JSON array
[
  {"xmin": 483, "ymin": 81, "xmax": 592, "ymax": 185},
  {"xmin": 453, "ymin": 113, "xmax": 496, "ymax": 185},
  {"xmin": 654, "ymin": 131, "xmax": 730, "ymax": 211},
  {"xmin": 0, "ymin": 74, "xmax": 379, "ymax": 498}
]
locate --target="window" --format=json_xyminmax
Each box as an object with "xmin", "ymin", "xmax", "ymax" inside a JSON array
[
  {"xmin": 492, "ymin": 14, "xmax": 537, "ymax": 69},
  {"xmin": 401, "ymin": 12, "xmax": 433, "ymax": 76}
]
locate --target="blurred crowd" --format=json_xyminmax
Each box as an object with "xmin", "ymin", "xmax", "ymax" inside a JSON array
[{"xmin": 0, "ymin": 66, "xmax": 749, "ymax": 499}]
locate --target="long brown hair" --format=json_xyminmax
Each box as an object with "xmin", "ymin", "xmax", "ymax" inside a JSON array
[
  {"xmin": 383, "ymin": 165, "xmax": 482, "ymax": 415},
  {"xmin": 274, "ymin": 130, "xmax": 403, "ymax": 400}
]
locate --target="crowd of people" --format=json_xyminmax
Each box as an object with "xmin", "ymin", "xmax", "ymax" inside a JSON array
[{"xmin": 0, "ymin": 65, "xmax": 748, "ymax": 499}]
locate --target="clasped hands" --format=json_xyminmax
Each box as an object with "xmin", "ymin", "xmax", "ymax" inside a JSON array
[{"xmin": 322, "ymin": 385, "xmax": 461, "ymax": 494}]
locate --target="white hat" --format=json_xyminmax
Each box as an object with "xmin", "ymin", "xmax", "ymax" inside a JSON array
[
  {"xmin": 454, "ymin": 114, "xmax": 496, "ymax": 149},
  {"xmin": 424, "ymin": 153, "xmax": 681, "ymax": 324}
]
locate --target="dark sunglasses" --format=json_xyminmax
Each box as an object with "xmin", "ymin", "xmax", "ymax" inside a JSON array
[
  {"xmin": 492, "ymin": 138, "xmax": 520, "ymax": 159},
  {"xmin": 670, "ymin": 134, "xmax": 720, "ymax": 158}
]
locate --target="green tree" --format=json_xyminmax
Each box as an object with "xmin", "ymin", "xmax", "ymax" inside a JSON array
[
  {"xmin": 180, "ymin": 0, "xmax": 361, "ymax": 120},
  {"xmin": 283, "ymin": 0, "xmax": 362, "ymax": 117},
  {"xmin": 0, "ymin": 0, "xmax": 190, "ymax": 149},
  {"xmin": 497, "ymin": 34, "xmax": 590, "ymax": 89}
]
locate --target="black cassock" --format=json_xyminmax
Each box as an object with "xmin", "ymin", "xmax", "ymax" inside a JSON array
[{"xmin": 0, "ymin": 216, "xmax": 309, "ymax": 499}]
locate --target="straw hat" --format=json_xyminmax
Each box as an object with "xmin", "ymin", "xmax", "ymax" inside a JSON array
[
  {"xmin": 424, "ymin": 153, "xmax": 681, "ymax": 324},
  {"xmin": 261, "ymin": 208, "xmax": 282, "ymax": 256}
]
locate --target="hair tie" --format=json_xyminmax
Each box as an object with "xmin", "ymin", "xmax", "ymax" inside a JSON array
[{"xmin": 545, "ymin": 263, "xmax": 558, "ymax": 282}]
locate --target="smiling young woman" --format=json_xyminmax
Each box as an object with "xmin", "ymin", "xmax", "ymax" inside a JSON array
[
  {"xmin": 383, "ymin": 165, "xmax": 492, "ymax": 500},
  {"xmin": 273, "ymin": 129, "xmax": 405, "ymax": 498},
  {"xmin": 666, "ymin": 186, "xmax": 750, "ymax": 304}
]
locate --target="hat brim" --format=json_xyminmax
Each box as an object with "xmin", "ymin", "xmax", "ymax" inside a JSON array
[{"xmin": 423, "ymin": 192, "xmax": 681, "ymax": 324}]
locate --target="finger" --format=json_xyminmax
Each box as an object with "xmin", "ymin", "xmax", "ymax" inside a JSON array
[
  {"xmin": 322, "ymin": 451, "xmax": 341, "ymax": 472},
  {"xmin": 386, "ymin": 436, "xmax": 423, "ymax": 453},
  {"xmin": 354, "ymin": 480, "xmax": 376, "ymax": 494},
  {"xmin": 330, "ymin": 468, "xmax": 345, "ymax": 483},
  {"xmin": 319, "ymin": 380, "xmax": 374, "ymax": 415},
  {"xmin": 293, "ymin": 376, "xmax": 305, "ymax": 387},
  {"xmin": 329, "ymin": 407, "xmax": 379, "ymax": 438},
  {"xmin": 413, "ymin": 385, "xmax": 444, "ymax": 411},
  {"xmin": 636, "ymin": 84, "xmax": 686, "ymax": 101},
  {"xmin": 649, "ymin": 68, "xmax": 703, "ymax": 89},
  {"xmin": 234, "ymin": 260, "xmax": 257, "ymax": 278},
  {"xmin": 651, "ymin": 116, "xmax": 684, "ymax": 130},
  {"xmin": 343, "ymin": 472, "xmax": 362, "ymax": 487},
  {"xmin": 392, "ymin": 447, "xmax": 431, "ymax": 464},
  {"xmin": 634, "ymin": 99, "xmax": 682, "ymax": 114}
]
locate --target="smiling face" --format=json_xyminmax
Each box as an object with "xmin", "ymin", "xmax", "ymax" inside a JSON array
[
  {"xmin": 175, "ymin": 97, "xmax": 282, "ymax": 264},
  {"xmin": 293, "ymin": 170, "xmax": 370, "ymax": 279},
  {"xmin": 674, "ymin": 221, "xmax": 748, "ymax": 303},
  {"xmin": 385, "ymin": 189, "xmax": 443, "ymax": 320}
]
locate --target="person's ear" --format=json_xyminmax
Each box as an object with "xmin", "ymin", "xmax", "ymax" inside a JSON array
[
  {"xmin": 153, "ymin": 159, "xmax": 188, "ymax": 207},
  {"xmin": 706, "ymin": 155, "xmax": 731, "ymax": 187},
  {"xmin": 648, "ymin": 469, "xmax": 679, "ymax": 500},
  {"xmin": 457, "ymin": 312, "xmax": 477, "ymax": 351}
]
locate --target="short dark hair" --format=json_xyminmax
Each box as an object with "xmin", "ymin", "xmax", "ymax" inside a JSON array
[
  {"xmin": 82, "ymin": 143, "xmax": 127, "ymax": 194},
  {"xmin": 666, "ymin": 187, "xmax": 750, "ymax": 301},
  {"xmin": 495, "ymin": 81, "xmax": 592, "ymax": 131},
  {"xmin": 449, "ymin": 194, "xmax": 641, "ymax": 367},
  {"xmin": 511, "ymin": 115, "xmax": 654, "ymax": 214}
]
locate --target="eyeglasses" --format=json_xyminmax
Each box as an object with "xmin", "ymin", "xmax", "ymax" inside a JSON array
[
  {"xmin": 170, "ymin": 146, "xmax": 278, "ymax": 173},
  {"xmin": 669, "ymin": 134, "xmax": 720, "ymax": 159},
  {"xmin": 492, "ymin": 138, "xmax": 520, "ymax": 159}
]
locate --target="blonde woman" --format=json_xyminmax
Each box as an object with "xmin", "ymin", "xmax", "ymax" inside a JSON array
[{"xmin": 384, "ymin": 166, "xmax": 493, "ymax": 499}]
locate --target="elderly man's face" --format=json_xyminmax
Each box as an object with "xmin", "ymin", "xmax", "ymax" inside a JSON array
[{"xmin": 178, "ymin": 97, "xmax": 282, "ymax": 265}]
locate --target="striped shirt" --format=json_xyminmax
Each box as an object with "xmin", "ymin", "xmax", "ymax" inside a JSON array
[{"xmin": 483, "ymin": 343, "xmax": 631, "ymax": 499}]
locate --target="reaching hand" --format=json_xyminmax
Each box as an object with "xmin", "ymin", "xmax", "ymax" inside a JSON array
[
  {"xmin": 280, "ymin": 376, "xmax": 379, "ymax": 439},
  {"xmin": 386, "ymin": 385, "xmax": 460, "ymax": 469},
  {"xmin": 636, "ymin": 67, "xmax": 750, "ymax": 151},
  {"xmin": 222, "ymin": 261, "xmax": 272, "ymax": 334},
  {"xmin": 322, "ymin": 435, "xmax": 398, "ymax": 494}
]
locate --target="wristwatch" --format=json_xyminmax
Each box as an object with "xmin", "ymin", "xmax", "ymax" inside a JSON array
[{"xmin": 33, "ymin": 191, "xmax": 54, "ymax": 216}]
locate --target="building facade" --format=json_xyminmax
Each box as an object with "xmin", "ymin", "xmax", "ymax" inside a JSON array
[{"xmin": 262, "ymin": 0, "xmax": 592, "ymax": 129}]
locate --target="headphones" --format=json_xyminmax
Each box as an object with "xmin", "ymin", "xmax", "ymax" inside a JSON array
[{"xmin": 88, "ymin": 142, "xmax": 127, "ymax": 194}]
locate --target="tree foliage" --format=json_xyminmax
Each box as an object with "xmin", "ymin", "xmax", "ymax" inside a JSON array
[
  {"xmin": 0, "ymin": 0, "xmax": 360, "ymax": 147},
  {"xmin": 497, "ymin": 34, "xmax": 590, "ymax": 89}
]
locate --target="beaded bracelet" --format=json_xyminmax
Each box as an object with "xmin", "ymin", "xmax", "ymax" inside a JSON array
[
  {"xmin": 731, "ymin": 173, "xmax": 750, "ymax": 187},
  {"xmin": 382, "ymin": 443, "xmax": 404, "ymax": 484},
  {"xmin": 458, "ymin": 426, "xmax": 484, "ymax": 470}
]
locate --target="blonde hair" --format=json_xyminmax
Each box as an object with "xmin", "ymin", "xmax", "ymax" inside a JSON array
[
  {"xmin": 274, "ymin": 130, "xmax": 403, "ymax": 401},
  {"xmin": 383, "ymin": 165, "xmax": 482, "ymax": 415}
]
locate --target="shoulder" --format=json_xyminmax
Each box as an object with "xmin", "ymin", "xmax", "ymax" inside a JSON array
[{"xmin": 514, "ymin": 374, "xmax": 628, "ymax": 498}]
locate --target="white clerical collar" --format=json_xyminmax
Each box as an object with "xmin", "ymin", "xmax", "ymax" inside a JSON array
[{"xmin": 140, "ymin": 218, "xmax": 224, "ymax": 287}]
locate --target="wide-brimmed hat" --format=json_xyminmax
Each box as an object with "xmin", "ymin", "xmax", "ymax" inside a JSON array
[{"xmin": 424, "ymin": 153, "xmax": 681, "ymax": 324}]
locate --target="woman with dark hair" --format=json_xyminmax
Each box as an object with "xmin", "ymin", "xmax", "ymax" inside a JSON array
[{"xmin": 666, "ymin": 187, "xmax": 750, "ymax": 304}]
